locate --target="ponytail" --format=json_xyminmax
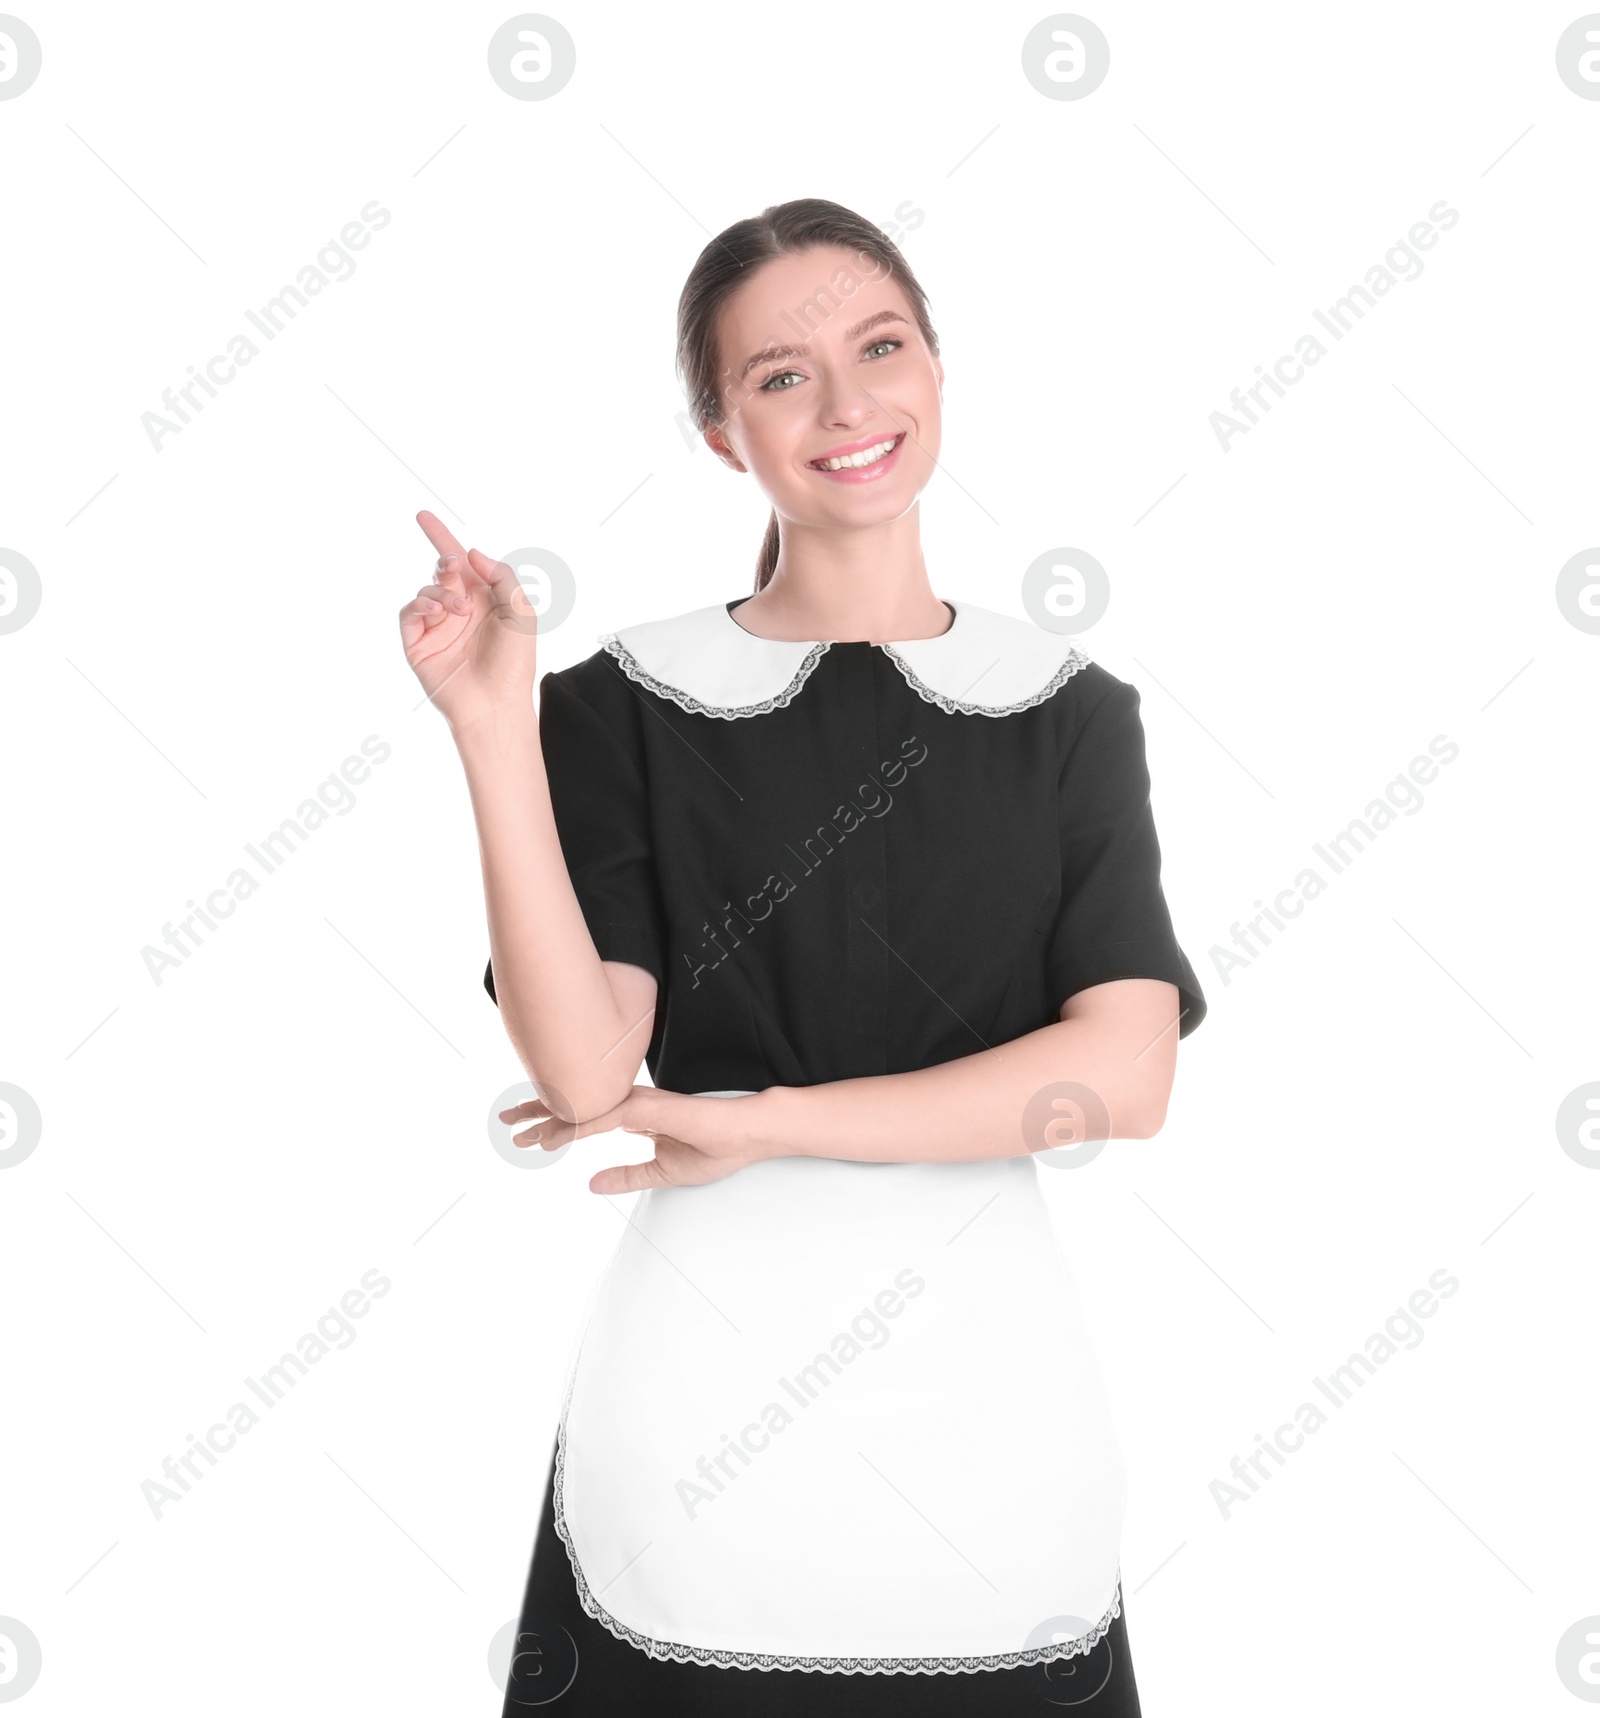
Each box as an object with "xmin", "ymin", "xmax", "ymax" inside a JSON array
[{"xmin": 754, "ymin": 511, "xmax": 780, "ymax": 592}]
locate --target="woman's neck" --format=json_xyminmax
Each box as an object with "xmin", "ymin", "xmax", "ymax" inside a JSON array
[{"xmin": 732, "ymin": 510, "xmax": 951, "ymax": 643}]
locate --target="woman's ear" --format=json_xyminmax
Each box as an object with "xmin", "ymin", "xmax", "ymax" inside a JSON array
[{"xmin": 702, "ymin": 424, "xmax": 748, "ymax": 473}]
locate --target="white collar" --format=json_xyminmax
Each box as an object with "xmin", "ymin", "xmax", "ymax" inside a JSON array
[{"xmin": 598, "ymin": 600, "xmax": 1090, "ymax": 719}]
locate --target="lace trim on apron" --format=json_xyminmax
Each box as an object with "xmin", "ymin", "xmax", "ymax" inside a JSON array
[{"xmin": 549, "ymin": 1388, "xmax": 1123, "ymax": 1676}]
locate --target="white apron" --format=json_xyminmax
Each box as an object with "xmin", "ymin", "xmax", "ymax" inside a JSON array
[{"xmin": 551, "ymin": 1094, "xmax": 1126, "ymax": 1675}]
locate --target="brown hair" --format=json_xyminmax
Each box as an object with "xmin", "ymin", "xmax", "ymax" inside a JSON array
[{"xmin": 675, "ymin": 198, "xmax": 940, "ymax": 593}]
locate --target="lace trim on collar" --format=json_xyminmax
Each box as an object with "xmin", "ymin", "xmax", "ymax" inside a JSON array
[
  {"xmin": 600, "ymin": 633, "xmax": 833, "ymax": 720},
  {"xmin": 550, "ymin": 1401, "xmax": 1122, "ymax": 1675},
  {"xmin": 881, "ymin": 639, "xmax": 1091, "ymax": 717}
]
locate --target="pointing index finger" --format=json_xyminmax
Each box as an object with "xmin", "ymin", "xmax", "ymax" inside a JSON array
[{"xmin": 416, "ymin": 509, "xmax": 467, "ymax": 562}]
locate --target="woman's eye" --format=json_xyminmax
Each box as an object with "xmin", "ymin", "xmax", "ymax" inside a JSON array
[{"xmin": 759, "ymin": 340, "xmax": 900, "ymax": 390}]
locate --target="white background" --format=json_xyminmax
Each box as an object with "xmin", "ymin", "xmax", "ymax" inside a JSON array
[{"xmin": 3, "ymin": 1, "xmax": 1597, "ymax": 1712}]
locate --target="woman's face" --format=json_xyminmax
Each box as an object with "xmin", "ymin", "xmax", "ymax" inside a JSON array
[{"xmin": 704, "ymin": 244, "xmax": 943, "ymax": 531}]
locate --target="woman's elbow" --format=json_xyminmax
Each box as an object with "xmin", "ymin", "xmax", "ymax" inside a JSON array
[
  {"xmin": 1124, "ymin": 1097, "xmax": 1169, "ymax": 1139},
  {"xmin": 1119, "ymin": 1072, "xmax": 1175, "ymax": 1139},
  {"xmin": 503, "ymin": 1034, "xmax": 635, "ymax": 1127},
  {"xmin": 533, "ymin": 1066, "xmax": 635, "ymax": 1127}
]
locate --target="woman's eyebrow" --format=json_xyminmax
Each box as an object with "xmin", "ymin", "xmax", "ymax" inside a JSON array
[{"xmin": 737, "ymin": 310, "xmax": 909, "ymax": 380}]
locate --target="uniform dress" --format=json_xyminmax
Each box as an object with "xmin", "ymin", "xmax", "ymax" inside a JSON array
[{"xmin": 487, "ymin": 595, "xmax": 1207, "ymax": 1716}]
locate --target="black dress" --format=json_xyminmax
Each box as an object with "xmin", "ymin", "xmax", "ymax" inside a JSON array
[{"xmin": 487, "ymin": 595, "xmax": 1206, "ymax": 1713}]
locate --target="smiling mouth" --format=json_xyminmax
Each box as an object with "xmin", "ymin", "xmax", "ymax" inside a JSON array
[{"xmin": 807, "ymin": 432, "xmax": 905, "ymax": 472}]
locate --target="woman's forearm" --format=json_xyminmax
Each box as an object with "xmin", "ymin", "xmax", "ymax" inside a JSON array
[
  {"xmin": 745, "ymin": 1001, "xmax": 1175, "ymax": 1166},
  {"xmin": 455, "ymin": 704, "xmax": 653, "ymax": 1119}
]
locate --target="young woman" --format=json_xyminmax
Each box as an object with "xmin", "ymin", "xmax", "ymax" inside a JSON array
[{"xmin": 400, "ymin": 199, "xmax": 1206, "ymax": 1715}]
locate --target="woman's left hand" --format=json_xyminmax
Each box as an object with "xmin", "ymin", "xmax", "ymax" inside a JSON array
[{"xmin": 498, "ymin": 1086, "xmax": 769, "ymax": 1195}]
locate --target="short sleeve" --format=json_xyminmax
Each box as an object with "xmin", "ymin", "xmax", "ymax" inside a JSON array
[
  {"xmin": 483, "ymin": 663, "xmax": 667, "ymax": 1005},
  {"xmin": 1045, "ymin": 674, "xmax": 1207, "ymax": 1038}
]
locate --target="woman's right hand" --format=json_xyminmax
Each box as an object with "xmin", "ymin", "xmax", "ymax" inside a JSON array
[{"xmin": 399, "ymin": 510, "xmax": 540, "ymax": 733}]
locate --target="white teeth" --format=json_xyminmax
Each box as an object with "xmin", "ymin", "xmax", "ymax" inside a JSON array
[{"xmin": 815, "ymin": 436, "xmax": 898, "ymax": 471}]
